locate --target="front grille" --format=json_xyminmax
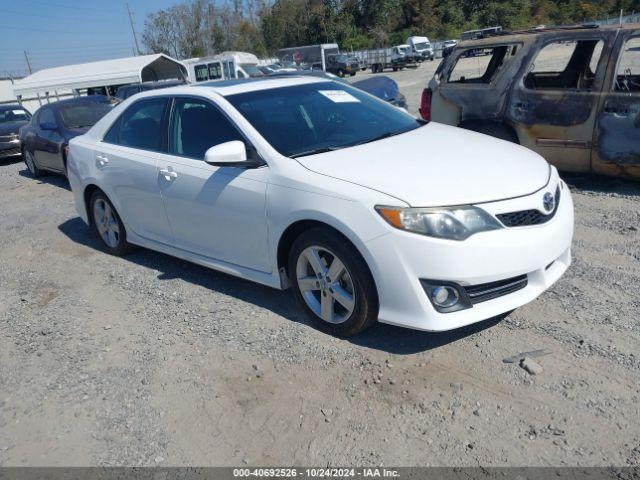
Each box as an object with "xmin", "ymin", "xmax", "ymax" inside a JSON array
[
  {"xmin": 0, "ymin": 134, "xmax": 18, "ymax": 142},
  {"xmin": 0, "ymin": 147, "xmax": 21, "ymax": 157},
  {"xmin": 497, "ymin": 186, "xmax": 561, "ymax": 227},
  {"xmin": 465, "ymin": 274, "xmax": 528, "ymax": 304}
]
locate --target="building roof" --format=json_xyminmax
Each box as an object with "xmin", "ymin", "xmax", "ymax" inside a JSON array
[{"xmin": 13, "ymin": 54, "xmax": 187, "ymax": 97}]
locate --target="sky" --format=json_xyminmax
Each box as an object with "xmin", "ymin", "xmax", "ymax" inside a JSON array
[{"xmin": 0, "ymin": 0, "xmax": 180, "ymax": 77}]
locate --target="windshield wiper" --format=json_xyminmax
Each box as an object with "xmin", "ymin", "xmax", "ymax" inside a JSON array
[
  {"xmin": 290, "ymin": 146, "xmax": 341, "ymax": 158},
  {"xmin": 349, "ymin": 131, "xmax": 396, "ymax": 147}
]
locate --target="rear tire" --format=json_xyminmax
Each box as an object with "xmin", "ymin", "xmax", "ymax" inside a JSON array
[
  {"xmin": 24, "ymin": 149, "xmax": 42, "ymax": 178},
  {"xmin": 90, "ymin": 190, "xmax": 134, "ymax": 256},
  {"xmin": 289, "ymin": 227, "xmax": 378, "ymax": 337}
]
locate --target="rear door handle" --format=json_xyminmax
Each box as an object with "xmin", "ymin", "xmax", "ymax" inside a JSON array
[
  {"xmin": 96, "ymin": 154, "xmax": 109, "ymax": 168},
  {"xmin": 160, "ymin": 168, "xmax": 178, "ymax": 180}
]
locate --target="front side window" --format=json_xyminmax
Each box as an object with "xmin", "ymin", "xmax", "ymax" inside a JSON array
[
  {"xmin": 104, "ymin": 98, "xmax": 168, "ymax": 151},
  {"xmin": 59, "ymin": 102, "xmax": 113, "ymax": 129},
  {"xmin": 0, "ymin": 107, "xmax": 30, "ymax": 123},
  {"xmin": 448, "ymin": 44, "xmax": 518, "ymax": 84},
  {"xmin": 227, "ymin": 81, "xmax": 423, "ymax": 158},
  {"xmin": 525, "ymin": 39, "xmax": 604, "ymax": 90},
  {"xmin": 169, "ymin": 98, "xmax": 243, "ymax": 160},
  {"xmin": 615, "ymin": 36, "xmax": 640, "ymax": 92}
]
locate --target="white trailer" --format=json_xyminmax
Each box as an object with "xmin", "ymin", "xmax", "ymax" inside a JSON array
[{"xmin": 182, "ymin": 52, "xmax": 263, "ymax": 83}]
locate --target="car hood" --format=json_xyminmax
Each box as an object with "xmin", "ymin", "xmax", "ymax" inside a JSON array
[
  {"xmin": 0, "ymin": 121, "xmax": 28, "ymax": 136},
  {"xmin": 296, "ymin": 122, "xmax": 550, "ymax": 207},
  {"xmin": 352, "ymin": 76, "xmax": 401, "ymax": 102}
]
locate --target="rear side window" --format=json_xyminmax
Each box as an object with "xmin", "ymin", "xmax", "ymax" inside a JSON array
[
  {"xmin": 615, "ymin": 37, "xmax": 640, "ymax": 92},
  {"xmin": 525, "ymin": 39, "xmax": 604, "ymax": 90},
  {"xmin": 169, "ymin": 98, "xmax": 244, "ymax": 160},
  {"xmin": 194, "ymin": 64, "xmax": 209, "ymax": 82},
  {"xmin": 104, "ymin": 98, "xmax": 168, "ymax": 151},
  {"xmin": 448, "ymin": 45, "xmax": 518, "ymax": 84}
]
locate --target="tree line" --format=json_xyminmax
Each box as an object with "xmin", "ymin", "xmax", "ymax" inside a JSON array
[{"xmin": 142, "ymin": 0, "xmax": 640, "ymax": 58}]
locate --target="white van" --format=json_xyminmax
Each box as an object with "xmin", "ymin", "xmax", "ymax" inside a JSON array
[
  {"xmin": 405, "ymin": 36, "xmax": 435, "ymax": 61},
  {"xmin": 182, "ymin": 51, "xmax": 263, "ymax": 83}
]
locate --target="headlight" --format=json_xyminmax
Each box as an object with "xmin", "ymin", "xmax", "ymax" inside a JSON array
[{"xmin": 376, "ymin": 205, "xmax": 503, "ymax": 240}]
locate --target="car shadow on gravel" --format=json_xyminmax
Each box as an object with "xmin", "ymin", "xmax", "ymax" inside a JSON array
[
  {"xmin": 18, "ymin": 168, "xmax": 70, "ymax": 190},
  {"xmin": 563, "ymin": 173, "xmax": 640, "ymax": 197},
  {"xmin": 0, "ymin": 156, "xmax": 23, "ymax": 167},
  {"xmin": 59, "ymin": 216, "xmax": 505, "ymax": 355}
]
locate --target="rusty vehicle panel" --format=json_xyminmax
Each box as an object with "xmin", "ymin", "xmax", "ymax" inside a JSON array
[{"xmin": 425, "ymin": 24, "xmax": 640, "ymax": 180}]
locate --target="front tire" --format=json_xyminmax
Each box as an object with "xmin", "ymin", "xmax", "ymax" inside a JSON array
[
  {"xmin": 289, "ymin": 227, "xmax": 378, "ymax": 337},
  {"xmin": 90, "ymin": 190, "xmax": 134, "ymax": 256},
  {"xmin": 24, "ymin": 149, "xmax": 42, "ymax": 178}
]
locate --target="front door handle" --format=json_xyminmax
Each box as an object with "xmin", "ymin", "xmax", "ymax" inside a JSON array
[
  {"xmin": 160, "ymin": 168, "xmax": 178, "ymax": 180},
  {"xmin": 96, "ymin": 154, "xmax": 109, "ymax": 168}
]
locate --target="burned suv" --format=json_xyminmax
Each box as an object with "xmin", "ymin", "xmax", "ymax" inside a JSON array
[{"xmin": 422, "ymin": 24, "xmax": 640, "ymax": 180}]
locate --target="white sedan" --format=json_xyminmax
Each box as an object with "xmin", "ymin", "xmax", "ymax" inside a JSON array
[{"xmin": 68, "ymin": 77, "xmax": 573, "ymax": 337}]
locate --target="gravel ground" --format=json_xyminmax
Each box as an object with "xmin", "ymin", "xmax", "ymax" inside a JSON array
[{"xmin": 0, "ymin": 64, "xmax": 639, "ymax": 467}]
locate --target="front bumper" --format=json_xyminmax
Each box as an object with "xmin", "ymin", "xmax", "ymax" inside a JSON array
[
  {"xmin": 0, "ymin": 140, "xmax": 21, "ymax": 158},
  {"xmin": 364, "ymin": 180, "xmax": 574, "ymax": 331}
]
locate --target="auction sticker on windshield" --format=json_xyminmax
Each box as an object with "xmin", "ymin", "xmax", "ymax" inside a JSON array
[{"xmin": 319, "ymin": 90, "xmax": 360, "ymax": 103}]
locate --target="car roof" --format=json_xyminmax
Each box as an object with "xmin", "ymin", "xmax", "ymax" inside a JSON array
[
  {"xmin": 458, "ymin": 23, "xmax": 640, "ymax": 47},
  {"xmin": 0, "ymin": 104, "xmax": 26, "ymax": 111},
  {"xmin": 193, "ymin": 75, "xmax": 328, "ymax": 96},
  {"xmin": 41, "ymin": 95, "xmax": 111, "ymax": 109}
]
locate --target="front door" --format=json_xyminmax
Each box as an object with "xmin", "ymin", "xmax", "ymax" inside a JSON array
[
  {"xmin": 508, "ymin": 32, "xmax": 612, "ymax": 172},
  {"xmin": 592, "ymin": 30, "xmax": 640, "ymax": 178},
  {"xmin": 157, "ymin": 97, "xmax": 270, "ymax": 273}
]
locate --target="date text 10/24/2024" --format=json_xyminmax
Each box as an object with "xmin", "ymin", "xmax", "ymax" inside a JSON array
[{"xmin": 233, "ymin": 468, "xmax": 400, "ymax": 478}]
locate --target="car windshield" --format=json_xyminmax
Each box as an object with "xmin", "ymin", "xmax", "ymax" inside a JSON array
[
  {"xmin": 226, "ymin": 81, "xmax": 423, "ymax": 158},
  {"xmin": 0, "ymin": 108, "xmax": 30, "ymax": 123},
  {"xmin": 240, "ymin": 64, "xmax": 264, "ymax": 78},
  {"xmin": 414, "ymin": 42, "xmax": 430, "ymax": 49},
  {"xmin": 59, "ymin": 102, "xmax": 113, "ymax": 129}
]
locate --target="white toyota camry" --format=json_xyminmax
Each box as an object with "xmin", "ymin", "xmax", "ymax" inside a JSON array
[{"xmin": 68, "ymin": 76, "xmax": 573, "ymax": 337}]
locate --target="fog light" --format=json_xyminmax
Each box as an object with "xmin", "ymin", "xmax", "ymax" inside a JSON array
[
  {"xmin": 431, "ymin": 286, "xmax": 459, "ymax": 308},
  {"xmin": 420, "ymin": 279, "xmax": 472, "ymax": 313}
]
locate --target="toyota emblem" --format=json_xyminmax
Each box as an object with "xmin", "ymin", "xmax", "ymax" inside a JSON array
[{"xmin": 543, "ymin": 192, "xmax": 555, "ymax": 213}]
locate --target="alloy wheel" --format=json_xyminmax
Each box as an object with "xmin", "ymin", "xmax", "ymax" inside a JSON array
[
  {"xmin": 296, "ymin": 246, "xmax": 355, "ymax": 324},
  {"xmin": 93, "ymin": 198, "xmax": 120, "ymax": 248}
]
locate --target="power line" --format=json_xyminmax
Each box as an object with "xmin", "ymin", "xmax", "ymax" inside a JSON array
[
  {"xmin": 0, "ymin": 8, "xmax": 125, "ymax": 23},
  {"xmin": 24, "ymin": 0, "xmax": 124, "ymax": 14},
  {"xmin": 0, "ymin": 43, "xmax": 132, "ymax": 52},
  {"xmin": 4, "ymin": 25, "xmax": 130, "ymax": 35}
]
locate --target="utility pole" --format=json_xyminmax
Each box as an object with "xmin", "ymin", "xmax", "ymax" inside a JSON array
[
  {"xmin": 23, "ymin": 50, "xmax": 32, "ymax": 74},
  {"xmin": 127, "ymin": 3, "xmax": 141, "ymax": 56}
]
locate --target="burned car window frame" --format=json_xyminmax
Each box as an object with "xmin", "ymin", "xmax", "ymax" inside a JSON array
[
  {"xmin": 523, "ymin": 36, "xmax": 608, "ymax": 92},
  {"xmin": 445, "ymin": 43, "xmax": 522, "ymax": 86}
]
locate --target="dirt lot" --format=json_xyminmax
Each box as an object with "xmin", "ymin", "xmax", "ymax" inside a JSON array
[{"xmin": 1, "ymin": 63, "xmax": 639, "ymax": 467}]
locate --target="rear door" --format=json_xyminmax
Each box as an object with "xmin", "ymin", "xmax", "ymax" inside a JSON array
[
  {"xmin": 508, "ymin": 32, "xmax": 612, "ymax": 172},
  {"xmin": 592, "ymin": 29, "xmax": 640, "ymax": 178},
  {"xmin": 98, "ymin": 97, "xmax": 174, "ymax": 244},
  {"xmin": 35, "ymin": 107, "xmax": 65, "ymax": 171}
]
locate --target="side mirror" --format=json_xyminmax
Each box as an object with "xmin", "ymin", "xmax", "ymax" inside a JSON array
[
  {"xmin": 40, "ymin": 122, "xmax": 57, "ymax": 131},
  {"xmin": 204, "ymin": 141, "xmax": 262, "ymax": 168}
]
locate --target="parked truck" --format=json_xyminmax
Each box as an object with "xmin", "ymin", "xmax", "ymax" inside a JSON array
[
  {"xmin": 367, "ymin": 45, "xmax": 415, "ymax": 73},
  {"xmin": 406, "ymin": 36, "xmax": 435, "ymax": 61},
  {"xmin": 276, "ymin": 43, "xmax": 340, "ymax": 71}
]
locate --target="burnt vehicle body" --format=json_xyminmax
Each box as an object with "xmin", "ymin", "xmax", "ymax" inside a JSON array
[
  {"xmin": 19, "ymin": 95, "xmax": 113, "ymax": 177},
  {"xmin": 424, "ymin": 24, "xmax": 640, "ymax": 180},
  {"xmin": 0, "ymin": 105, "xmax": 31, "ymax": 160}
]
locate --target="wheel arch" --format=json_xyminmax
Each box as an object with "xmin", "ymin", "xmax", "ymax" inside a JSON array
[
  {"xmin": 276, "ymin": 219, "xmax": 379, "ymax": 303},
  {"xmin": 83, "ymin": 184, "xmax": 103, "ymax": 225}
]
